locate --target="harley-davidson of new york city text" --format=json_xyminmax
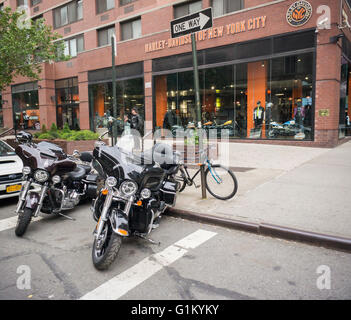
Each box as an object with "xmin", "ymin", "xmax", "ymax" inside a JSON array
[
  {"xmin": 14, "ymin": 131, "xmax": 99, "ymax": 237},
  {"xmin": 91, "ymin": 132, "xmax": 181, "ymax": 270}
]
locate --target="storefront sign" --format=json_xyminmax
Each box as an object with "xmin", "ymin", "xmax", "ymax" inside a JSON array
[
  {"xmin": 286, "ymin": 1, "xmax": 313, "ymax": 27},
  {"xmin": 145, "ymin": 16, "xmax": 267, "ymax": 53}
]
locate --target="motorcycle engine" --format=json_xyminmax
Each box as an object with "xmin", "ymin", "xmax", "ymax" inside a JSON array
[{"xmin": 62, "ymin": 190, "xmax": 80, "ymax": 210}]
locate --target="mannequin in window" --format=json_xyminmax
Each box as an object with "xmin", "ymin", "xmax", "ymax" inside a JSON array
[
  {"xmin": 304, "ymin": 104, "xmax": 312, "ymax": 128},
  {"xmin": 253, "ymin": 101, "xmax": 265, "ymax": 129},
  {"xmin": 294, "ymin": 100, "xmax": 305, "ymax": 131},
  {"xmin": 265, "ymin": 102, "xmax": 273, "ymax": 135},
  {"xmin": 22, "ymin": 111, "xmax": 29, "ymax": 129}
]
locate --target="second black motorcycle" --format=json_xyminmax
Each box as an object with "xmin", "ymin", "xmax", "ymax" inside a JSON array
[{"xmin": 90, "ymin": 134, "xmax": 179, "ymax": 270}]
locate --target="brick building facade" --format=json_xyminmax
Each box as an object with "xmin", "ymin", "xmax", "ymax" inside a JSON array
[{"xmin": 1, "ymin": 0, "xmax": 351, "ymax": 147}]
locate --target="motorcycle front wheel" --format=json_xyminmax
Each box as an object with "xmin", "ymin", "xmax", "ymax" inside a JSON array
[
  {"xmin": 15, "ymin": 208, "xmax": 33, "ymax": 237},
  {"xmin": 92, "ymin": 223, "xmax": 122, "ymax": 270},
  {"xmin": 205, "ymin": 165, "xmax": 238, "ymax": 200}
]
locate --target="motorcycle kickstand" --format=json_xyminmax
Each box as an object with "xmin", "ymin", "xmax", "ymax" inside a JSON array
[
  {"xmin": 134, "ymin": 232, "xmax": 161, "ymax": 246},
  {"xmin": 56, "ymin": 211, "xmax": 76, "ymax": 221}
]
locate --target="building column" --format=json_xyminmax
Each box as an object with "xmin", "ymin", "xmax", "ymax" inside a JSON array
[
  {"xmin": 144, "ymin": 60, "xmax": 153, "ymax": 133},
  {"xmin": 37, "ymin": 63, "xmax": 56, "ymax": 130},
  {"xmin": 315, "ymin": 29, "xmax": 342, "ymax": 147},
  {"xmin": 38, "ymin": 79, "xmax": 56, "ymax": 130},
  {"xmin": 78, "ymin": 71, "xmax": 90, "ymax": 130},
  {"xmin": 2, "ymin": 86, "xmax": 13, "ymax": 129}
]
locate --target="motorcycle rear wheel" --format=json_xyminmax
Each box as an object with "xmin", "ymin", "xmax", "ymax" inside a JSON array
[
  {"xmin": 92, "ymin": 224, "xmax": 122, "ymax": 270},
  {"xmin": 15, "ymin": 208, "xmax": 33, "ymax": 237}
]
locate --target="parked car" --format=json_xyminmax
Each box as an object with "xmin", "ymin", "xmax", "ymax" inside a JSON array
[{"xmin": 0, "ymin": 140, "xmax": 23, "ymax": 199}]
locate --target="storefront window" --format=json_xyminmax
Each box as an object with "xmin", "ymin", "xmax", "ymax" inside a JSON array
[
  {"xmin": 154, "ymin": 52, "xmax": 314, "ymax": 141},
  {"xmin": 89, "ymin": 77, "xmax": 144, "ymax": 135},
  {"xmin": 12, "ymin": 82, "xmax": 40, "ymax": 130},
  {"xmin": 267, "ymin": 54, "xmax": 313, "ymax": 140},
  {"xmin": 56, "ymin": 77, "xmax": 80, "ymax": 129},
  {"xmin": 339, "ymin": 57, "xmax": 351, "ymax": 138}
]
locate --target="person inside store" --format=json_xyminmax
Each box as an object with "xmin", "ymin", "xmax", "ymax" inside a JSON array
[{"xmin": 163, "ymin": 108, "xmax": 179, "ymax": 130}]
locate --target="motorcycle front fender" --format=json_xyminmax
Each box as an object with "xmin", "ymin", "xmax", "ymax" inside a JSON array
[
  {"xmin": 25, "ymin": 192, "xmax": 40, "ymax": 210},
  {"xmin": 111, "ymin": 208, "xmax": 130, "ymax": 237}
]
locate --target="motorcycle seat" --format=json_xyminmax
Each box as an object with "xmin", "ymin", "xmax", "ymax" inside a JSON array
[
  {"xmin": 67, "ymin": 165, "xmax": 86, "ymax": 180},
  {"xmin": 80, "ymin": 164, "xmax": 91, "ymax": 175}
]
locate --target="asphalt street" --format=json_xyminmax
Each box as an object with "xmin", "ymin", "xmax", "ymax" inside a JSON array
[{"xmin": 0, "ymin": 197, "xmax": 350, "ymax": 300}]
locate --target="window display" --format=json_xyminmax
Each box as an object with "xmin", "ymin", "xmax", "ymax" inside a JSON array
[
  {"xmin": 340, "ymin": 57, "xmax": 351, "ymax": 137},
  {"xmin": 56, "ymin": 77, "xmax": 80, "ymax": 130},
  {"xmin": 89, "ymin": 77, "xmax": 144, "ymax": 135},
  {"xmin": 154, "ymin": 52, "xmax": 314, "ymax": 140},
  {"xmin": 12, "ymin": 82, "xmax": 40, "ymax": 130}
]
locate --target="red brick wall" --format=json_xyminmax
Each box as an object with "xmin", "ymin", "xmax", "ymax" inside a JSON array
[{"xmin": 2, "ymin": 0, "xmax": 349, "ymax": 147}]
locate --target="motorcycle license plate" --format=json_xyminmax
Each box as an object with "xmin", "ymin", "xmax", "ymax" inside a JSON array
[{"xmin": 6, "ymin": 184, "xmax": 22, "ymax": 193}]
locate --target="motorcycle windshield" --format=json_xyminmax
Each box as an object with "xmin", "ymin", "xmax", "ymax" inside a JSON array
[
  {"xmin": 16, "ymin": 144, "xmax": 57, "ymax": 171},
  {"xmin": 98, "ymin": 145, "xmax": 146, "ymax": 182}
]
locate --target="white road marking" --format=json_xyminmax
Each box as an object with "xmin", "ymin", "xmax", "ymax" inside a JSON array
[
  {"xmin": 0, "ymin": 215, "xmax": 42, "ymax": 232},
  {"xmin": 80, "ymin": 229, "xmax": 217, "ymax": 300}
]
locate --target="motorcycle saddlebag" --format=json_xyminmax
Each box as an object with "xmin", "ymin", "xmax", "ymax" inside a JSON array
[
  {"xmin": 160, "ymin": 181, "xmax": 177, "ymax": 207},
  {"xmin": 84, "ymin": 174, "xmax": 98, "ymax": 198}
]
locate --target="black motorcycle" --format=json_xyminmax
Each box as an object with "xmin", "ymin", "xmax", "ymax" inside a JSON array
[
  {"xmin": 90, "ymin": 133, "xmax": 179, "ymax": 270},
  {"xmin": 14, "ymin": 131, "xmax": 99, "ymax": 236}
]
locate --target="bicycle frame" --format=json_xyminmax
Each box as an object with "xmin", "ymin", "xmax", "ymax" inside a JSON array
[{"xmin": 180, "ymin": 159, "xmax": 222, "ymax": 188}]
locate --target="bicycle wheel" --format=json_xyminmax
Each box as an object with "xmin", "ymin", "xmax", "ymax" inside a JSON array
[{"xmin": 205, "ymin": 165, "xmax": 238, "ymax": 200}]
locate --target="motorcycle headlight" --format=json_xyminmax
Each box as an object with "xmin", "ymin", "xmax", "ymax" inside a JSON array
[
  {"xmin": 22, "ymin": 166, "xmax": 31, "ymax": 175},
  {"xmin": 34, "ymin": 170, "xmax": 49, "ymax": 183},
  {"xmin": 120, "ymin": 180, "xmax": 138, "ymax": 197},
  {"xmin": 140, "ymin": 188, "xmax": 151, "ymax": 199},
  {"xmin": 106, "ymin": 176, "xmax": 117, "ymax": 188},
  {"xmin": 52, "ymin": 175, "xmax": 61, "ymax": 184}
]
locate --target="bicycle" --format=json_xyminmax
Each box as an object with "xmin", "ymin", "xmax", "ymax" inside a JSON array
[{"xmin": 173, "ymin": 149, "xmax": 238, "ymax": 201}]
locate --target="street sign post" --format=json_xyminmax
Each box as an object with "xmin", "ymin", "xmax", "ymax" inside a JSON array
[
  {"xmin": 111, "ymin": 35, "xmax": 117, "ymax": 146},
  {"xmin": 170, "ymin": 8, "xmax": 213, "ymax": 199}
]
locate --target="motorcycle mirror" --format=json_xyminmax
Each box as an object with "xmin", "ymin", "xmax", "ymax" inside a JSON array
[
  {"xmin": 72, "ymin": 150, "xmax": 81, "ymax": 158},
  {"xmin": 98, "ymin": 131, "xmax": 109, "ymax": 141}
]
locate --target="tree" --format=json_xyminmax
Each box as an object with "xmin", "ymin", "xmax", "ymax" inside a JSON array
[{"xmin": 0, "ymin": 6, "xmax": 67, "ymax": 91}]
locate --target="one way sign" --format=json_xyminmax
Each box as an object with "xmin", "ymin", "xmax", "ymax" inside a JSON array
[{"xmin": 170, "ymin": 7, "xmax": 212, "ymax": 38}]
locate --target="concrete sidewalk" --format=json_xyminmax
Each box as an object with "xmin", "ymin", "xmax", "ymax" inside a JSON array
[{"xmin": 170, "ymin": 140, "xmax": 351, "ymax": 248}]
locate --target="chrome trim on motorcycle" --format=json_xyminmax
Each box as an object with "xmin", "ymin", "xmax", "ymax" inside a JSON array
[
  {"xmin": 34, "ymin": 185, "xmax": 49, "ymax": 217},
  {"xmin": 15, "ymin": 179, "xmax": 32, "ymax": 215},
  {"xmin": 95, "ymin": 189, "xmax": 114, "ymax": 240}
]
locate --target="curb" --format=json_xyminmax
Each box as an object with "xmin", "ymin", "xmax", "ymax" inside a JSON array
[{"xmin": 166, "ymin": 208, "xmax": 351, "ymax": 252}]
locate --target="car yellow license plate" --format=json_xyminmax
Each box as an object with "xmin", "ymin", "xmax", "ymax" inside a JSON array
[{"xmin": 6, "ymin": 185, "xmax": 22, "ymax": 193}]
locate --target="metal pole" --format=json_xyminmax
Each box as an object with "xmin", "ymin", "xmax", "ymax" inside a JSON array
[
  {"xmin": 111, "ymin": 36, "xmax": 117, "ymax": 146},
  {"xmin": 191, "ymin": 33, "xmax": 206, "ymax": 199},
  {"xmin": 191, "ymin": 33, "xmax": 201, "ymax": 129}
]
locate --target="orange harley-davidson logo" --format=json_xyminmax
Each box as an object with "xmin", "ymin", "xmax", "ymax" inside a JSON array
[{"xmin": 286, "ymin": 1, "xmax": 312, "ymax": 27}]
